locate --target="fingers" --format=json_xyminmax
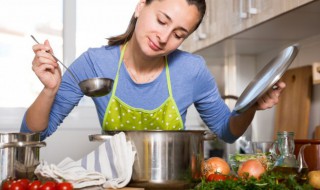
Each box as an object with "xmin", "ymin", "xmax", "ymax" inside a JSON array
[
  {"xmin": 32, "ymin": 39, "xmax": 51, "ymax": 53},
  {"xmin": 44, "ymin": 40, "xmax": 54, "ymax": 54},
  {"xmin": 32, "ymin": 40, "xmax": 58, "ymax": 68},
  {"xmin": 33, "ymin": 62, "xmax": 56, "ymax": 74},
  {"xmin": 256, "ymin": 81, "xmax": 286, "ymax": 110},
  {"xmin": 34, "ymin": 51, "xmax": 57, "ymax": 65}
]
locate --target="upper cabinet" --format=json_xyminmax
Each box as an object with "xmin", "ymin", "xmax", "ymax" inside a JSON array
[{"xmin": 181, "ymin": 0, "xmax": 315, "ymax": 53}]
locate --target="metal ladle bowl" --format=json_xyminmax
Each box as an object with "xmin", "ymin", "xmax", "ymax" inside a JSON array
[
  {"xmin": 79, "ymin": 78, "xmax": 113, "ymax": 97},
  {"xmin": 31, "ymin": 35, "xmax": 113, "ymax": 97}
]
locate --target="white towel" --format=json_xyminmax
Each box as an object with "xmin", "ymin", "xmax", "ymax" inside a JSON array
[{"xmin": 35, "ymin": 132, "xmax": 136, "ymax": 189}]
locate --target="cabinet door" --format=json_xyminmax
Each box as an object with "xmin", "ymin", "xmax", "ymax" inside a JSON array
[
  {"xmin": 181, "ymin": 0, "xmax": 233, "ymax": 53},
  {"xmin": 230, "ymin": 0, "xmax": 314, "ymax": 36}
]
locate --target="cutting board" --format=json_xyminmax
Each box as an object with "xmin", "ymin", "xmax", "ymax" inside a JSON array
[{"xmin": 274, "ymin": 66, "xmax": 313, "ymax": 139}]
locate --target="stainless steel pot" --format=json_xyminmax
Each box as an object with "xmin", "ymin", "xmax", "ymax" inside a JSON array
[
  {"xmin": 0, "ymin": 133, "xmax": 46, "ymax": 182},
  {"xmin": 89, "ymin": 130, "xmax": 216, "ymax": 189}
]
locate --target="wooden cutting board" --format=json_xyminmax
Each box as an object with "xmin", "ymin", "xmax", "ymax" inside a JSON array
[{"xmin": 274, "ymin": 66, "xmax": 313, "ymax": 139}]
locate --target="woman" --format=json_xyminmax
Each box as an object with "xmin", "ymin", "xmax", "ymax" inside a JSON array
[{"xmin": 21, "ymin": 0, "xmax": 285, "ymax": 142}]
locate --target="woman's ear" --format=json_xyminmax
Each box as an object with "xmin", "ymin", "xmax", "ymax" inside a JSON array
[{"xmin": 134, "ymin": 0, "xmax": 146, "ymax": 18}]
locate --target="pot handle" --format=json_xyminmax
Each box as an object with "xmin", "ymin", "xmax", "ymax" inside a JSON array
[
  {"xmin": 0, "ymin": 141, "xmax": 46, "ymax": 149},
  {"xmin": 203, "ymin": 131, "xmax": 217, "ymax": 141},
  {"xmin": 89, "ymin": 134, "xmax": 113, "ymax": 142}
]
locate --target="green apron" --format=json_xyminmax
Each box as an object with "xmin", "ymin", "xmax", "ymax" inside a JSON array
[{"xmin": 102, "ymin": 44, "xmax": 183, "ymax": 130}]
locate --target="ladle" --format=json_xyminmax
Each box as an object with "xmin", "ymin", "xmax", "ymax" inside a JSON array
[{"xmin": 31, "ymin": 35, "xmax": 113, "ymax": 97}]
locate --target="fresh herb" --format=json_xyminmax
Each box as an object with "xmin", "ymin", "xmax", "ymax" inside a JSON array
[{"xmin": 195, "ymin": 171, "xmax": 313, "ymax": 190}]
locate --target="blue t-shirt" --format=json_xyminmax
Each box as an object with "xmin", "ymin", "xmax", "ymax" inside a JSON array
[{"xmin": 21, "ymin": 45, "xmax": 237, "ymax": 142}]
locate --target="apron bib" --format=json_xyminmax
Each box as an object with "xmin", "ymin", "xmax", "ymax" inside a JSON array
[{"xmin": 102, "ymin": 44, "xmax": 183, "ymax": 130}]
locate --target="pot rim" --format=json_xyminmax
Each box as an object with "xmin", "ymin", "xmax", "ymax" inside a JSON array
[
  {"xmin": 0, "ymin": 141, "xmax": 46, "ymax": 149},
  {"xmin": 91, "ymin": 130, "xmax": 217, "ymax": 141},
  {"xmin": 0, "ymin": 132, "xmax": 42, "ymax": 143},
  {"xmin": 0, "ymin": 132, "xmax": 40, "ymax": 135},
  {"xmin": 103, "ymin": 129, "xmax": 210, "ymax": 133}
]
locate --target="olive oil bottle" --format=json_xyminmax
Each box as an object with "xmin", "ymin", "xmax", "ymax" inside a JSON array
[{"xmin": 271, "ymin": 166, "xmax": 309, "ymax": 184}]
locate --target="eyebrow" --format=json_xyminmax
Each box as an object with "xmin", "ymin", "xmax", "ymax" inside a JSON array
[{"xmin": 159, "ymin": 11, "xmax": 189, "ymax": 33}]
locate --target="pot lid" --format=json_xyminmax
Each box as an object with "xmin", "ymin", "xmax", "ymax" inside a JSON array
[{"xmin": 234, "ymin": 45, "xmax": 299, "ymax": 113}]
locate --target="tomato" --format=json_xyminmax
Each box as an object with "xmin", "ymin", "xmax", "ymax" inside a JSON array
[
  {"xmin": 16, "ymin": 179, "xmax": 29, "ymax": 190},
  {"xmin": 56, "ymin": 182, "xmax": 73, "ymax": 190},
  {"xmin": 10, "ymin": 182, "xmax": 25, "ymax": 190},
  {"xmin": 28, "ymin": 181, "xmax": 41, "ymax": 190},
  {"xmin": 40, "ymin": 182, "xmax": 56, "ymax": 190},
  {"xmin": 1, "ymin": 180, "xmax": 13, "ymax": 190},
  {"xmin": 227, "ymin": 176, "xmax": 239, "ymax": 181},
  {"xmin": 206, "ymin": 173, "xmax": 227, "ymax": 182}
]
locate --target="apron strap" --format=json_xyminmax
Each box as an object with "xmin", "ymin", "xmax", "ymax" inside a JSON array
[
  {"xmin": 111, "ymin": 43, "xmax": 128, "ymax": 96},
  {"xmin": 164, "ymin": 57, "xmax": 173, "ymax": 97}
]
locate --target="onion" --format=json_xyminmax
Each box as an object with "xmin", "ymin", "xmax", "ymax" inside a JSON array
[
  {"xmin": 201, "ymin": 157, "xmax": 230, "ymax": 178},
  {"xmin": 237, "ymin": 159, "xmax": 266, "ymax": 179}
]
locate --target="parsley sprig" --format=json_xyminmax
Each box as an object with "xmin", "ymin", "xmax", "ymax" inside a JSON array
[{"xmin": 195, "ymin": 171, "xmax": 313, "ymax": 190}]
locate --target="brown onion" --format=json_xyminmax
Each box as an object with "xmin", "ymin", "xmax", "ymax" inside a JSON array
[
  {"xmin": 237, "ymin": 159, "xmax": 266, "ymax": 179},
  {"xmin": 201, "ymin": 157, "xmax": 230, "ymax": 178}
]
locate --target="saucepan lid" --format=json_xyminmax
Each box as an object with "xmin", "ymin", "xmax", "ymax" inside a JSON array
[{"xmin": 234, "ymin": 44, "xmax": 299, "ymax": 113}]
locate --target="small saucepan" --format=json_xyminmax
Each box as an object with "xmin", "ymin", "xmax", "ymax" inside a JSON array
[{"xmin": 0, "ymin": 133, "xmax": 46, "ymax": 182}]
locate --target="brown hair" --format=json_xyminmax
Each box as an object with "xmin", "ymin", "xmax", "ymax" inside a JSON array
[{"xmin": 107, "ymin": 0, "xmax": 206, "ymax": 46}]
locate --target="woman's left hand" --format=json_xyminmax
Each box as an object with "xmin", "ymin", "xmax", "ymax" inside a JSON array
[{"xmin": 256, "ymin": 81, "xmax": 286, "ymax": 110}]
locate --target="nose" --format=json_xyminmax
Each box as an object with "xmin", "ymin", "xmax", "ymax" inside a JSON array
[{"xmin": 157, "ymin": 29, "xmax": 171, "ymax": 44}]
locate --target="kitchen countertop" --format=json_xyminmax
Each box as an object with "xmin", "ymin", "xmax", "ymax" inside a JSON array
[
  {"xmin": 106, "ymin": 188, "xmax": 143, "ymax": 190},
  {"xmin": 80, "ymin": 186, "xmax": 144, "ymax": 190}
]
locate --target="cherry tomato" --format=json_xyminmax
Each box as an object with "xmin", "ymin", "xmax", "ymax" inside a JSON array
[
  {"xmin": 225, "ymin": 175, "xmax": 239, "ymax": 181},
  {"xmin": 16, "ymin": 179, "xmax": 29, "ymax": 190},
  {"xmin": 28, "ymin": 181, "xmax": 41, "ymax": 190},
  {"xmin": 56, "ymin": 182, "xmax": 73, "ymax": 190},
  {"xmin": 10, "ymin": 182, "xmax": 25, "ymax": 190},
  {"xmin": 1, "ymin": 180, "xmax": 13, "ymax": 190},
  {"xmin": 40, "ymin": 182, "xmax": 56, "ymax": 190},
  {"xmin": 206, "ymin": 173, "xmax": 227, "ymax": 182}
]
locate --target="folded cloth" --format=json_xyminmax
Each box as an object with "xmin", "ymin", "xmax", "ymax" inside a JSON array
[{"xmin": 35, "ymin": 132, "xmax": 136, "ymax": 189}]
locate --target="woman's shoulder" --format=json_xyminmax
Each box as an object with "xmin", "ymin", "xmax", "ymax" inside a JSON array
[
  {"xmin": 85, "ymin": 45, "xmax": 120, "ymax": 58},
  {"xmin": 168, "ymin": 49, "xmax": 208, "ymax": 75},
  {"xmin": 168, "ymin": 49, "xmax": 206, "ymax": 69},
  {"xmin": 77, "ymin": 45, "xmax": 121, "ymax": 69},
  {"xmin": 169, "ymin": 49, "xmax": 205, "ymax": 64}
]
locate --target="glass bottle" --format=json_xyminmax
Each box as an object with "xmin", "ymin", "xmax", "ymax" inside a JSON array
[{"xmin": 272, "ymin": 131, "xmax": 298, "ymax": 175}]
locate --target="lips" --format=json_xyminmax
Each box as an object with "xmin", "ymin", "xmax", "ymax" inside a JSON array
[{"xmin": 148, "ymin": 39, "xmax": 162, "ymax": 51}]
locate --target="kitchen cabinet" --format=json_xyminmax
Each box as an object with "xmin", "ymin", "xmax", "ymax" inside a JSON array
[
  {"xmin": 181, "ymin": 0, "xmax": 315, "ymax": 53},
  {"xmin": 230, "ymin": 0, "xmax": 314, "ymax": 35}
]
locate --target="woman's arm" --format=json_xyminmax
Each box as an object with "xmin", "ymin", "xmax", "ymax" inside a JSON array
[
  {"xmin": 26, "ymin": 40, "xmax": 61, "ymax": 132},
  {"xmin": 229, "ymin": 81, "xmax": 286, "ymax": 137},
  {"xmin": 26, "ymin": 88, "xmax": 59, "ymax": 132}
]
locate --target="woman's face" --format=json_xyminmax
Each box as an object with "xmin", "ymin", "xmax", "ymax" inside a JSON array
[{"xmin": 133, "ymin": 0, "xmax": 201, "ymax": 58}]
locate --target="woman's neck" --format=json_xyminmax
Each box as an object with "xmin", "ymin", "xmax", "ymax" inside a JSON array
[{"xmin": 122, "ymin": 41, "xmax": 165, "ymax": 83}]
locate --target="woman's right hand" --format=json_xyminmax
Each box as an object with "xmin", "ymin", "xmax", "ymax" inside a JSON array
[{"xmin": 32, "ymin": 40, "xmax": 62, "ymax": 92}]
